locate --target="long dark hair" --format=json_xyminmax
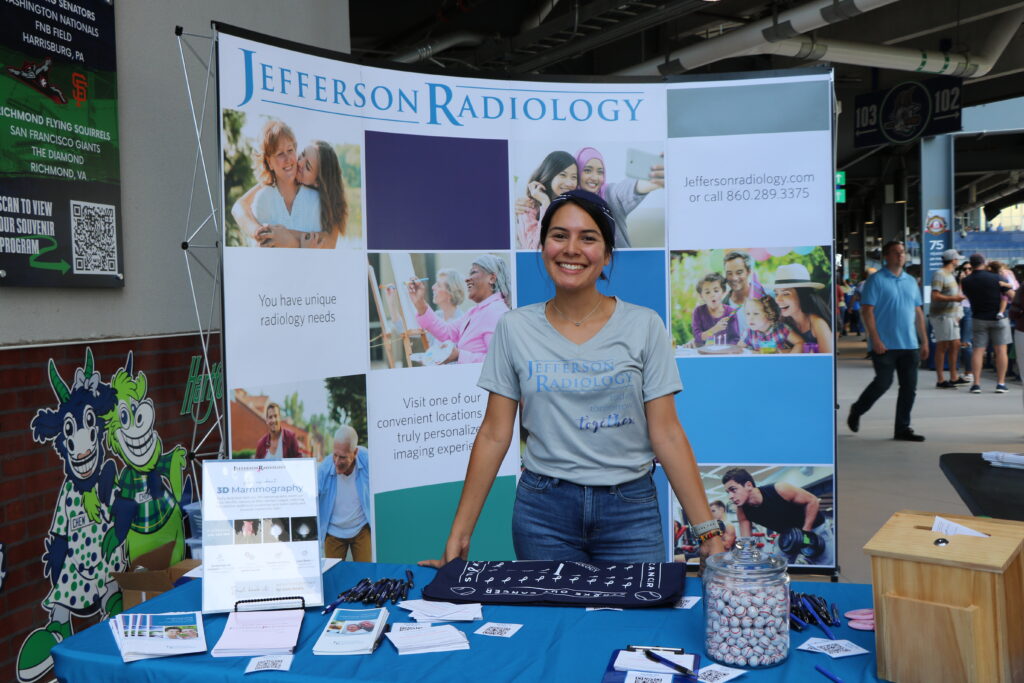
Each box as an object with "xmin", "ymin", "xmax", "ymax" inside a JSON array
[
  {"xmin": 311, "ymin": 141, "xmax": 347, "ymax": 237},
  {"xmin": 528, "ymin": 151, "xmax": 577, "ymax": 202},
  {"xmin": 782, "ymin": 287, "xmax": 832, "ymax": 332}
]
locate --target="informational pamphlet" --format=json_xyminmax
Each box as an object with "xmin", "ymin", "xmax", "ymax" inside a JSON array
[
  {"xmin": 201, "ymin": 459, "xmax": 323, "ymax": 613},
  {"xmin": 312, "ymin": 608, "xmax": 389, "ymax": 655},
  {"xmin": 108, "ymin": 611, "xmax": 206, "ymax": 662}
]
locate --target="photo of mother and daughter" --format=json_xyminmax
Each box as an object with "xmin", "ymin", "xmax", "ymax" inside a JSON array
[
  {"xmin": 673, "ymin": 248, "xmax": 833, "ymax": 354},
  {"xmin": 514, "ymin": 145, "xmax": 665, "ymax": 249},
  {"xmin": 228, "ymin": 117, "xmax": 359, "ymax": 249}
]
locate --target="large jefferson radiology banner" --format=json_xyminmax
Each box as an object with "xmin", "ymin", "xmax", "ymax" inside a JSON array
[{"xmin": 216, "ymin": 24, "xmax": 837, "ymax": 570}]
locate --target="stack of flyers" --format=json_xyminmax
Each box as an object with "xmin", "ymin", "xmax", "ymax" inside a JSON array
[
  {"xmin": 385, "ymin": 624, "xmax": 470, "ymax": 655},
  {"xmin": 108, "ymin": 612, "xmax": 207, "ymax": 662},
  {"xmin": 312, "ymin": 608, "xmax": 390, "ymax": 655},
  {"xmin": 211, "ymin": 609, "xmax": 304, "ymax": 657},
  {"xmin": 397, "ymin": 600, "xmax": 482, "ymax": 623}
]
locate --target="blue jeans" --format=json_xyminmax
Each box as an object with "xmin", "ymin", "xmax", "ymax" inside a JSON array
[
  {"xmin": 512, "ymin": 469, "xmax": 665, "ymax": 562},
  {"xmin": 851, "ymin": 349, "xmax": 918, "ymax": 433},
  {"xmin": 959, "ymin": 307, "xmax": 973, "ymax": 372}
]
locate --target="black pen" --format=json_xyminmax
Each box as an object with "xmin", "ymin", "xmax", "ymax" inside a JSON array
[
  {"xmin": 643, "ymin": 649, "xmax": 696, "ymax": 678},
  {"xmin": 371, "ymin": 624, "xmax": 391, "ymax": 653},
  {"xmin": 405, "ymin": 569, "xmax": 415, "ymax": 589}
]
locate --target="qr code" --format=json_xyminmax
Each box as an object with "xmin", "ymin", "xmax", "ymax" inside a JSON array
[
  {"xmin": 699, "ymin": 669, "xmax": 731, "ymax": 683},
  {"xmin": 254, "ymin": 658, "xmax": 282, "ymax": 670},
  {"xmin": 813, "ymin": 641, "xmax": 850, "ymax": 656},
  {"xmin": 482, "ymin": 626, "xmax": 511, "ymax": 636},
  {"xmin": 70, "ymin": 200, "xmax": 117, "ymax": 275}
]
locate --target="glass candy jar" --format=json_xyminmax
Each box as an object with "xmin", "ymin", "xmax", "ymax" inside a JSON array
[{"xmin": 703, "ymin": 537, "xmax": 789, "ymax": 668}]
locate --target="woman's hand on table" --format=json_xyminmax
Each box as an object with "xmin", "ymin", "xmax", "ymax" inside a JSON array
[{"xmin": 417, "ymin": 534, "xmax": 470, "ymax": 569}]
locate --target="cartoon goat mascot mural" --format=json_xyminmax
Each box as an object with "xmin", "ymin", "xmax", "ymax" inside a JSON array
[
  {"xmin": 17, "ymin": 349, "xmax": 126, "ymax": 683},
  {"xmin": 101, "ymin": 351, "xmax": 190, "ymax": 566}
]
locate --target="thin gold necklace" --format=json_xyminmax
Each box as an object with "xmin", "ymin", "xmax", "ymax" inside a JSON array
[{"xmin": 550, "ymin": 296, "xmax": 605, "ymax": 327}]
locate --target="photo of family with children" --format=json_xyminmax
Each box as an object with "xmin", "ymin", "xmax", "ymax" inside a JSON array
[{"xmin": 670, "ymin": 246, "xmax": 833, "ymax": 355}]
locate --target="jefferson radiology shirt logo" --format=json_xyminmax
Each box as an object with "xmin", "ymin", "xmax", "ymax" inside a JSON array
[
  {"xmin": 526, "ymin": 359, "xmax": 637, "ymax": 434},
  {"xmin": 526, "ymin": 359, "xmax": 634, "ymax": 392}
]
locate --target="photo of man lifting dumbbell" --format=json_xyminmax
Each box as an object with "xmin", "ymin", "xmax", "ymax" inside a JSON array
[{"xmin": 721, "ymin": 467, "xmax": 835, "ymax": 566}]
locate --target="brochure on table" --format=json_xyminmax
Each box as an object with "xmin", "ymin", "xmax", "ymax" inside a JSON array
[{"xmin": 201, "ymin": 459, "xmax": 323, "ymax": 613}]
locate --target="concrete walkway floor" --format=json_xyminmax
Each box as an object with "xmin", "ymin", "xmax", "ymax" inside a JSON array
[{"xmin": 834, "ymin": 335, "xmax": 1023, "ymax": 584}]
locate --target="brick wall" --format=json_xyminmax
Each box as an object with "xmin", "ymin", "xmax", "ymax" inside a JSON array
[{"xmin": 0, "ymin": 334, "xmax": 221, "ymax": 682}]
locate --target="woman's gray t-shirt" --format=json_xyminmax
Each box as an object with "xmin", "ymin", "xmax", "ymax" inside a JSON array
[{"xmin": 478, "ymin": 298, "xmax": 682, "ymax": 486}]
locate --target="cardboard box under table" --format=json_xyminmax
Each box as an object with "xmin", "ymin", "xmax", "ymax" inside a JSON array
[
  {"xmin": 863, "ymin": 510, "xmax": 1024, "ymax": 683},
  {"xmin": 111, "ymin": 542, "xmax": 200, "ymax": 609}
]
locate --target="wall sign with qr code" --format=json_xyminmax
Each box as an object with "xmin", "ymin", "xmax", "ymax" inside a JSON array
[{"xmin": 0, "ymin": 0, "xmax": 124, "ymax": 288}]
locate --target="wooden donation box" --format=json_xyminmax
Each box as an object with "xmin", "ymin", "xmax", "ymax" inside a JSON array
[{"xmin": 863, "ymin": 510, "xmax": 1024, "ymax": 683}]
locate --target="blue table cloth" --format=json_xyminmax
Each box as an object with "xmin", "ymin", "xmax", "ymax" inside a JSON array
[{"xmin": 53, "ymin": 562, "xmax": 886, "ymax": 682}]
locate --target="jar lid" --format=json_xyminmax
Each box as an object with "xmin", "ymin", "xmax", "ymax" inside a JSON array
[{"xmin": 705, "ymin": 537, "xmax": 787, "ymax": 576}]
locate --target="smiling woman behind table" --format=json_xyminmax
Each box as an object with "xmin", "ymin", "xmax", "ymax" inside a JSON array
[
  {"xmin": 773, "ymin": 263, "xmax": 833, "ymax": 354},
  {"xmin": 421, "ymin": 189, "xmax": 724, "ymax": 566},
  {"xmin": 407, "ymin": 256, "xmax": 510, "ymax": 364}
]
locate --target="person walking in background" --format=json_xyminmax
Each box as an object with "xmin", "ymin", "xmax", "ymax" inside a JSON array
[
  {"xmin": 961, "ymin": 253, "xmax": 1013, "ymax": 394},
  {"xmin": 955, "ymin": 261, "xmax": 975, "ymax": 382},
  {"xmin": 929, "ymin": 249, "xmax": 967, "ymax": 389},
  {"xmin": 848, "ymin": 269, "xmax": 875, "ymax": 339},
  {"xmin": 847, "ymin": 241, "xmax": 929, "ymax": 441}
]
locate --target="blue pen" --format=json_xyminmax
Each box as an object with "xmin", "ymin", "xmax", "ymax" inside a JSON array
[
  {"xmin": 815, "ymin": 664, "xmax": 844, "ymax": 683},
  {"xmin": 642, "ymin": 649, "xmax": 696, "ymax": 678},
  {"xmin": 321, "ymin": 593, "xmax": 346, "ymax": 615},
  {"xmin": 801, "ymin": 597, "xmax": 837, "ymax": 640}
]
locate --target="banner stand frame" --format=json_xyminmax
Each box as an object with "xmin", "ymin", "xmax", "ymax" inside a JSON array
[{"xmin": 174, "ymin": 25, "xmax": 227, "ymax": 484}]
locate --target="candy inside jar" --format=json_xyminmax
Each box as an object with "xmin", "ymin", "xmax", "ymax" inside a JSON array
[{"xmin": 703, "ymin": 537, "xmax": 790, "ymax": 668}]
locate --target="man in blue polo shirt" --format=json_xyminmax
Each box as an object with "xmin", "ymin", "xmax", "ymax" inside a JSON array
[{"xmin": 847, "ymin": 241, "xmax": 929, "ymax": 441}]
